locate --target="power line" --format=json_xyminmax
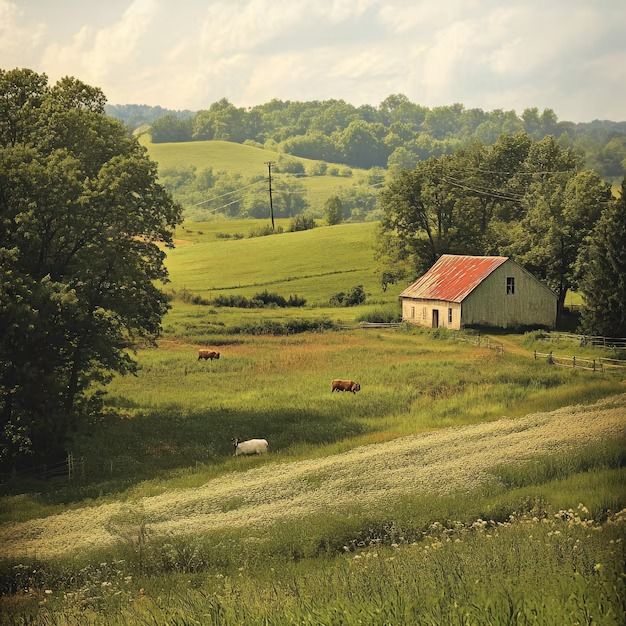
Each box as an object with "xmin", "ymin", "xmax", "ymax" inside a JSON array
[
  {"xmin": 441, "ymin": 176, "xmax": 523, "ymax": 203},
  {"xmin": 191, "ymin": 179, "xmax": 266, "ymax": 207}
]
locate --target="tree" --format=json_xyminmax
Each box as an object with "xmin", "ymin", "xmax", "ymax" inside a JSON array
[
  {"xmin": 0, "ymin": 70, "xmax": 181, "ymax": 466},
  {"xmin": 150, "ymin": 114, "xmax": 192, "ymax": 142},
  {"xmin": 324, "ymin": 196, "xmax": 344, "ymax": 225},
  {"xmin": 578, "ymin": 179, "xmax": 626, "ymax": 336},
  {"xmin": 504, "ymin": 138, "xmax": 601, "ymax": 311},
  {"xmin": 378, "ymin": 155, "xmax": 486, "ymax": 274}
]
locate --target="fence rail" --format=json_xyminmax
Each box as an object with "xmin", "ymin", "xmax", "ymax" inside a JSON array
[
  {"xmin": 454, "ymin": 332, "xmax": 504, "ymax": 355},
  {"xmin": 537, "ymin": 331, "xmax": 626, "ymax": 349},
  {"xmin": 533, "ymin": 350, "xmax": 626, "ymax": 372}
]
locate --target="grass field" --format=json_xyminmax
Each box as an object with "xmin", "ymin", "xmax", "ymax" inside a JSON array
[
  {"xmin": 2, "ymin": 213, "xmax": 625, "ymax": 624},
  {"xmin": 139, "ymin": 135, "xmax": 370, "ymax": 215}
]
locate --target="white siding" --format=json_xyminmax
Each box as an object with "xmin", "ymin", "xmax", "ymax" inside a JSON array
[
  {"xmin": 462, "ymin": 260, "xmax": 557, "ymax": 328},
  {"xmin": 402, "ymin": 298, "xmax": 462, "ymax": 330}
]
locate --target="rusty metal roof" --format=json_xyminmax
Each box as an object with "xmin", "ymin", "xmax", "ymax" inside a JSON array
[{"xmin": 400, "ymin": 255, "xmax": 509, "ymax": 303}]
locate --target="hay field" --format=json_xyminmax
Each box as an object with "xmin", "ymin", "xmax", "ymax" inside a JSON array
[{"xmin": 2, "ymin": 393, "xmax": 624, "ymax": 560}]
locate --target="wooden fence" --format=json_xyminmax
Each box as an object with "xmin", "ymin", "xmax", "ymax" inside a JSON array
[
  {"xmin": 533, "ymin": 351, "xmax": 626, "ymax": 373},
  {"xmin": 537, "ymin": 331, "xmax": 626, "ymax": 349},
  {"xmin": 454, "ymin": 332, "xmax": 504, "ymax": 355}
]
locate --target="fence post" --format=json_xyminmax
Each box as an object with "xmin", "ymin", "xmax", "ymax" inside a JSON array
[
  {"xmin": 572, "ymin": 356, "xmax": 576, "ymax": 368},
  {"xmin": 592, "ymin": 359, "xmax": 596, "ymax": 372},
  {"xmin": 534, "ymin": 350, "xmax": 537, "ymax": 360}
]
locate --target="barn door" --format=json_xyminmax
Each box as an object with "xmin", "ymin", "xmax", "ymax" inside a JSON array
[{"xmin": 432, "ymin": 309, "xmax": 439, "ymax": 328}]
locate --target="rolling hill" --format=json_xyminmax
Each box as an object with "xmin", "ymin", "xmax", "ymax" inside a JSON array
[
  {"xmin": 138, "ymin": 135, "xmax": 371, "ymax": 216},
  {"xmin": 166, "ymin": 220, "xmax": 385, "ymax": 305}
]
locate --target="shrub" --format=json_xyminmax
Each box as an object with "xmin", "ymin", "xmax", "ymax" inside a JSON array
[
  {"xmin": 211, "ymin": 291, "xmax": 306, "ymax": 308},
  {"xmin": 306, "ymin": 161, "xmax": 328, "ymax": 176},
  {"xmin": 174, "ymin": 288, "xmax": 211, "ymax": 306},
  {"xmin": 330, "ymin": 285, "xmax": 366, "ymax": 307},
  {"xmin": 289, "ymin": 214, "xmax": 317, "ymax": 232},
  {"xmin": 229, "ymin": 318, "xmax": 336, "ymax": 335},
  {"xmin": 248, "ymin": 225, "xmax": 284, "ymax": 238},
  {"xmin": 215, "ymin": 232, "xmax": 244, "ymax": 239}
]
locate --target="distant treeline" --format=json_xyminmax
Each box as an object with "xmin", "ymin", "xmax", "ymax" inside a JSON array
[
  {"xmin": 106, "ymin": 96, "xmax": 626, "ymax": 178},
  {"xmin": 105, "ymin": 103, "xmax": 194, "ymax": 130}
]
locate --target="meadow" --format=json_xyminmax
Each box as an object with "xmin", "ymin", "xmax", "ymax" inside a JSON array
[
  {"xmin": 1, "ymin": 219, "xmax": 625, "ymax": 624},
  {"xmin": 139, "ymin": 135, "xmax": 369, "ymax": 215}
]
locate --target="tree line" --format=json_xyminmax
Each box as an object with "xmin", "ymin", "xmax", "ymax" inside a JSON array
[{"xmin": 107, "ymin": 96, "xmax": 626, "ymax": 179}]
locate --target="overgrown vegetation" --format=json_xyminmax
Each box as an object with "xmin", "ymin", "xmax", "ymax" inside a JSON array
[
  {"xmin": 212, "ymin": 291, "xmax": 306, "ymax": 308},
  {"xmin": 329, "ymin": 285, "xmax": 366, "ymax": 306}
]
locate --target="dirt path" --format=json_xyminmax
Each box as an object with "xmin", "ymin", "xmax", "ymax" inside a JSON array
[{"xmin": 1, "ymin": 394, "xmax": 625, "ymax": 560}]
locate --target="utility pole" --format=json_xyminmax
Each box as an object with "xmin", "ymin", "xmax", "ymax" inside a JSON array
[{"xmin": 265, "ymin": 160, "xmax": 275, "ymax": 231}]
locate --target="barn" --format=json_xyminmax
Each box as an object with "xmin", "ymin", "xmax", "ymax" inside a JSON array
[{"xmin": 400, "ymin": 255, "xmax": 557, "ymax": 330}]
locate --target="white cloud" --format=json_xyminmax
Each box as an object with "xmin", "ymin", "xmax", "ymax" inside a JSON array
[
  {"xmin": 0, "ymin": 0, "xmax": 46, "ymax": 68},
  {"xmin": 40, "ymin": 0, "xmax": 156, "ymax": 91},
  {"xmin": 4, "ymin": 0, "xmax": 623, "ymax": 120}
]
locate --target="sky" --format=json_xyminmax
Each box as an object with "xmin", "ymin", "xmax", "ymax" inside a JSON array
[{"xmin": 2, "ymin": 0, "xmax": 625, "ymax": 121}]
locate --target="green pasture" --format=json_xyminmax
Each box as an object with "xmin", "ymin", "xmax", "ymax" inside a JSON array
[
  {"xmin": 139, "ymin": 135, "xmax": 370, "ymax": 216},
  {"xmin": 165, "ymin": 221, "xmax": 387, "ymax": 306}
]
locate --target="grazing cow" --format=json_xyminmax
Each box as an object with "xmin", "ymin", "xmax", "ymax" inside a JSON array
[
  {"xmin": 232, "ymin": 438, "xmax": 269, "ymax": 456},
  {"xmin": 198, "ymin": 349, "xmax": 220, "ymax": 361},
  {"xmin": 331, "ymin": 379, "xmax": 361, "ymax": 393}
]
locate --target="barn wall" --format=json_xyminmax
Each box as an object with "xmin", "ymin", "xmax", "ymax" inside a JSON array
[
  {"xmin": 402, "ymin": 298, "xmax": 462, "ymax": 330},
  {"xmin": 462, "ymin": 260, "xmax": 557, "ymax": 328}
]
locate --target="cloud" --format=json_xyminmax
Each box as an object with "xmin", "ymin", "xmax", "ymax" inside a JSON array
[
  {"xmin": 0, "ymin": 0, "xmax": 46, "ymax": 68},
  {"xmin": 40, "ymin": 0, "xmax": 156, "ymax": 91},
  {"xmin": 5, "ymin": 0, "xmax": 624, "ymax": 120}
]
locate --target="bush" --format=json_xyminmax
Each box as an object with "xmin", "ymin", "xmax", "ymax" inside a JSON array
[
  {"xmin": 212, "ymin": 291, "xmax": 306, "ymax": 308},
  {"xmin": 330, "ymin": 285, "xmax": 366, "ymax": 307},
  {"xmin": 174, "ymin": 288, "xmax": 211, "ymax": 306},
  {"xmin": 306, "ymin": 161, "xmax": 328, "ymax": 176},
  {"xmin": 289, "ymin": 214, "xmax": 317, "ymax": 232},
  {"xmin": 275, "ymin": 157, "xmax": 305, "ymax": 174},
  {"xmin": 215, "ymin": 232, "xmax": 244, "ymax": 239},
  {"xmin": 229, "ymin": 318, "xmax": 336, "ymax": 335},
  {"xmin": 248, "ymin": 225, "xmax": 284, "ymax": 238}
]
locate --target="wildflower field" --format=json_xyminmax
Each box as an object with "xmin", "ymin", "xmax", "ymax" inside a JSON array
[{"xmin": 1, "ymin": 222, "xmax": 625, "ymax": 624}]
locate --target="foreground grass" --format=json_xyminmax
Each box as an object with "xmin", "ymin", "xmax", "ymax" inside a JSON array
[{"xmin": 1, "ymin": 462, "xmax": 624, "ymax": 625}]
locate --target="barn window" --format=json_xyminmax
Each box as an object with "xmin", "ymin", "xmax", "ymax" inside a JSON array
[
  {"xmin": 411, "ymin": 306, "xmax": 415, "ymax": 319},
  {"xmin": 448, "ymin": 308, "xmax": 453, "ymax": 323},
  {"xmin": 506, "ymin": 277, "xmax": 515, "ymax": 295},
  {"xmin": 422, "ymin": 307, "xmax": 427, "ymax": 320}
]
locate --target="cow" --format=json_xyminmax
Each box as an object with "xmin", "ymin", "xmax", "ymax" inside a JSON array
[
  {"xmin": 198, "ymin": 349, "xmax": 220, "ymax": 361},
  {"xmin": 232, "ymin": 438, "xmax": 269, "ymax": 456},
  {"xmin": 331, "ymin": 379, "xmax": 361, "ymax": 393}
]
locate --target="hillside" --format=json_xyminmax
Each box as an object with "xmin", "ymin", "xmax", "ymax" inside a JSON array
[
  {"xmin": 166, "ymin": 221, "xmax": 385, "ymax": 305},
  {"xmin": 138, "ymin": 135, "xmax": 371, "ymax": 217}
]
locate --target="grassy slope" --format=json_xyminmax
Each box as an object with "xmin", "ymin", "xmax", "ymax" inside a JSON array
[
  {"xmin": 139, "ymin": 135, "xmax": 369, "ymax": 214},
  {"xmin": 166, "ymin": 221, "xmax": 387, "ymax": 305}
]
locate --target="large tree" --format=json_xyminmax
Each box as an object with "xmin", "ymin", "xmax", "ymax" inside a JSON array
[
  {"xmin": 578, "ymin": 179, "xmax": 626, "ymax": 336},
  {"xmin": 0, "ymin": 69, "xmax": 181, "ymax": 466}
]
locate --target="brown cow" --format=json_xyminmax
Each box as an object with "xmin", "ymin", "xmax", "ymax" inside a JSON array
[
  {"xmin": 331, "ymin": 379, "xmax": 361, "ymax": 393},
  {"xmin": 198, "ymin": 349, "xmax": 220, "ymax": 361}
]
